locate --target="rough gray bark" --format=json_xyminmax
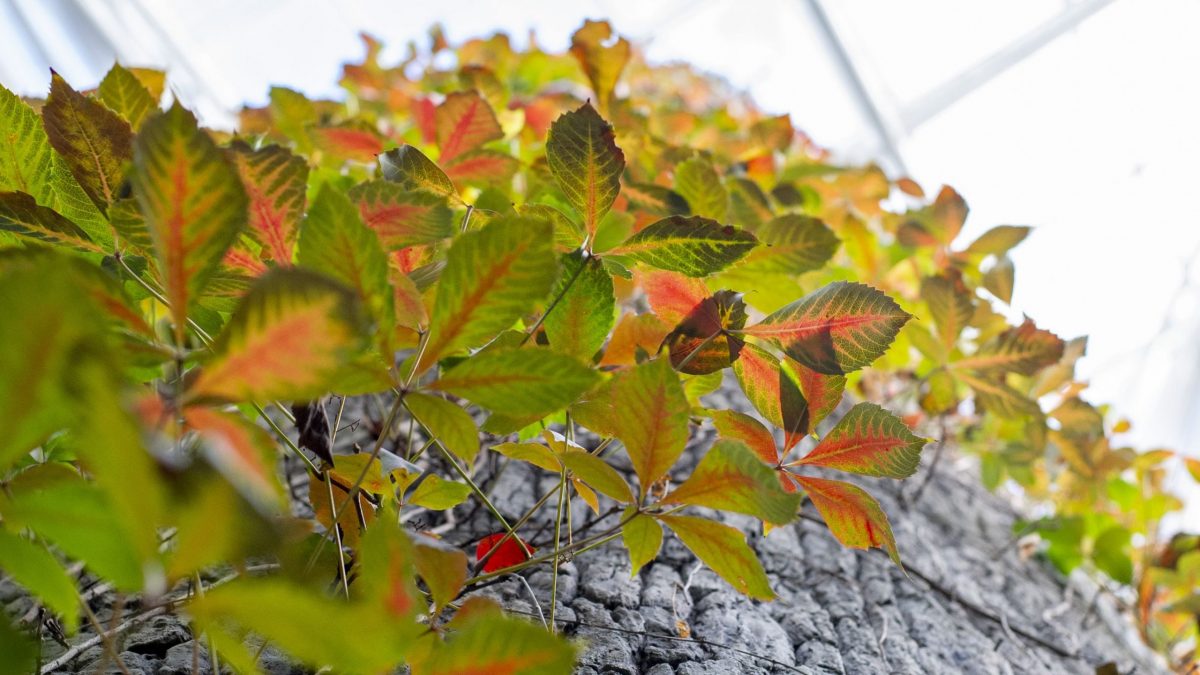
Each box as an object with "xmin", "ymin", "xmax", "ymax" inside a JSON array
[{"xmin": 16, "ymin": 382, "xmax": 1164, "ymax": 674}]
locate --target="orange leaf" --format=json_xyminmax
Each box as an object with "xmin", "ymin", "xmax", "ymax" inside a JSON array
[
  {"xmin": 600, "ymin": 312, "xmax": 670, "ymax": 367},
  {"xmin": 230, "ymin": 143, "xmax": 307, "ymax": 264},
  {"xmin": 793, "ymin": 476, "xmax": 900, "ymax": 564},
  {"xmin": 733, "ymin": 344, "xmax": 810, "ymax": 452},
  {"xmin": 610, "ymin": 358, "xmax": 690, "ymax": 494},
  {"xmin": 707, "ymin": 409, "xmax": 778, "ymax": 465},
  {"xmin": 436, "ymin": 91, "xmax": 503, "ymax": 162},
  {"xmin": 183, "ymin": 407, "xmax": 282, "ymax": 510},
  {"xmin": 187, "ymin": 268, "xmax": 365, "ymax": 403},
  {"xmin": 792, "ymin": 403, "xmax": 927, "ymax": 477}
]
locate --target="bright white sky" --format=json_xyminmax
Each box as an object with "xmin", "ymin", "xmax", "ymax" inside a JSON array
[{"xmin": 4, "ymin": 0, "xmax": 1199, "ymax": 518}]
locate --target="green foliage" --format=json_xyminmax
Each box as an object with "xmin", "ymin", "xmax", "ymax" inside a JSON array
[{"xmin": 0, "ymin": 20, "xmax": 1193, "ymax": 673}]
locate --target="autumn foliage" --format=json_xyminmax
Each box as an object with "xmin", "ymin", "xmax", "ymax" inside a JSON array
[{"xmin": 0, "ymin": 18, "xmax": 1196, "ymax": 673}]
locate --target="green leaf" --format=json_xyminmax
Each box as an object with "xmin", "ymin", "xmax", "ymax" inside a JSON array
[
  {"xmin": 744, "ymin": 281, "xmax": 911, "ymax": 375},
  {"xmin": 1092, "ymin": 526, "xmax": 1133, "ymax": 585},
  {"xmin": 298, "ymin": 184, "xmax": 392, "ymax": 331},
  {"xmin": 546, "ymin": 103, "xmax": 624, "ymax": 239},
  {"xmin": 0, "ymin": 531, "xmax": 79, "ymax": 633},
  {"xmin": 610, "ymin": 358, "xmax": 690, "ymax": 494},
  {"xmin": 0, "ymin": 615, "xmax": 36, "ymax": 675},
  {"xmin": 380, "ymin": 145, "xmax": 458, "ymax": 200},
  {"xmin": 544, "ymin": 251, "xmax": 614, "ymax": 362},
  {"xmin": 738, "ymin": 214, "xmax": 838, "ymax": 275},
  {"xmin": 429, "ymin": 348, "xmax": 599, "ymax": 418},
  {"xmin": 492, "ymin": 441, "xmax": 562, "ymax": 473},
  {"xmin": 0, "ymin": 83, "xmax": 109, "ymax": 247},
  {"xmin": 192, "ymin": 578, "xmax": 415, "ymax": 672},
  {"xmin": 413, "ymin": 539, "xmax": 468, "ymax": 610},
  {"xmin": 1, "ymin": 482, "xmax": 145, "ymax": 591},
  {"xmin": 956, "ymin": 371, "xmax": 1042, "ymax": 419},
  {"xmin": 98, "ymin": 63, "xmax": 158, "ymax": 129},
  {"xmin": 348, "ymin": 180, "xmax": 453, "ymax": 250},
  {"xmin": 659, "ymin": 514, "xmax": 773, "ymax": 600},
  {"xmin": 132, "ymin": 102, "xmax": 248, "ymax": 343},
  {"xmin": 623, "ymin": 182, "xmax": 689, "ymax": 217},
  {"xmin": 665, "ymin": 440, "xmax": 800, "ymax": 524},
  {"xmin": 42, "ymin": 72, "xmax": 133, "ymax": 213},
  {"xmin": 268, "ymin": 86, "xmax": 316, "ymax": 152},
  {"xmin": 409, "ymin": 475, "xmax": 473, "ymax": 510},
  {"xmin": 609, "ymin": 216, "xmax": 757, "ymax": 277},
  {"xmin": 622, "ymin": 510, "xmax": 662, "ymax": 577},
  {"xmin": 230, "ymin": 143, "xmax": 308, "ymax": 264},
  {"xmin": 405, "ymin": 393, "xmax": 479, "ymax": 463},
  {"xmin": 414, "ymin": 608, "xmax": 578, "ymax": 674},
  {"xmin": 793, "ymin": 476, "xmax": 901, "ymax": 564},
  {"xmin": 188, "ymin": 268, "xmax": 367, "ymax": 403},
  {"xmin": 420, "ymin": 216, "xmax": 557, "ymax": 368},
  {"xmin": 674, "ymin": 157, "xmax": 727, "ymax": 221},
  {"xmin": 792, "ymin": 403, "xmax": 927, "ymax": 478},
  {"xmin": 559, "ymin": 449, "xmax": 633, "ymax": 503},
  {"xmin": 0, "ymin": 190, "xmax": 101, "ymax": 252}
]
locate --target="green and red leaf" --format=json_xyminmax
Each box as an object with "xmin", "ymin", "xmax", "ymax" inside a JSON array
[
  {"xmin": 610, "ymin": 358, "xmax": 690, "ymax": 494},
  {"xmin": 569, "ymin": 20, "xmax": 631, "ymax": 111},
  {"xmin": 739, "ymin": 214, "xmax": 839, "ymax": 275},
  {"xmin": 743, "ymin": 281, "xmax": 910, "ymax": 375},
  {"xmin": 706, "ymin": 409, "xmax": 778, "ymax": 465},
  {"xmin": 792, "ymin": 475, "xmax": 900, "ymax": 564},
  {"xmin": 379, "ymin": 145, "xmax": 458, "ymax": 200},
  {"xmin": 953, "ymin": 318, "xmax": 1064, "ymax": 375},
  {"xmin": 0, "ymin": 190, "xmax": 102, "ymax": 253},
  {"xmin": 183, "ymin": 406, "xmax": 283, "ymax": 510},
  {"xmin": 791, "ymin": 403, "xmax": 927, "ymax": 478},
  {"xmin": 664, "ymin": 440, "xmax": 800, "ymax": 524},
  {"xmin": 662, "ymin": 289, "xmax": 747, "ymax": 374},
  {"xmin": 436, "ymin": 91, "xmax": 503, "ymax": 162},
  {"xmin": 348, "ymin": 180, "xmax": 453, "ymax": 251},
  {"xmin": 97, "ymin": 63, "xmax": 158, "ymax": 130},
  {"xmin": 230, "ymin": 143, "xmax": 307, "ymax": 264},
  {"xmin": 131, "ymin": 103, "xmax": 248, "ymax": 343},
  {"xmin": 420, "ymin": 216, "xmax": 556, "ymax": 368},
  {"xmin": 544, "ymin": 250, "xmax": 614, "ymax": 362},
  {"xmin": 187, "ymin": 268, "xmax": 365, "ymax": 403},
  {"xmin": 546, "ymin": 103, "xmax": 624, "ymax": 240},
  {"xmin": 609, "ymin": 216, "xmax": 757, "ymax": 277},
  {"xmin": 428, "ymin": 348, "xmax": 599, "ymax": 419},
  {"xmin": 659, "ymin": 514, "xmax": 773, "ymax": 600},
  {"xmin": 733, "ymin": 344, "xmax": 811, "ymax": 452},
  {"xmin": 42, "ymin": 72, "xmax": 133, "ymax": 213}
]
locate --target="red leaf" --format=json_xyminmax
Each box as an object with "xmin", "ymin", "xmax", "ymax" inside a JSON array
[
  {"xmin": 639, "ymin": 269, "xmax": 708, "ymax": 325},
  {"xmin": 436, "ymin": 91, "xmax": 503, "ymax": 162},
  {"xmin": 475, "ymin": 533, "xmax": 534, "ymax": 573}
]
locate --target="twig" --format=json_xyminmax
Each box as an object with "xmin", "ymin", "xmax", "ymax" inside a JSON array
[
  {"xmin": 515, "ymin": 576, "xmax": 547, "ymax": 629},
  {"xmin": 905, "ymin": 416, "xmax": 947, "ymax": 507}
]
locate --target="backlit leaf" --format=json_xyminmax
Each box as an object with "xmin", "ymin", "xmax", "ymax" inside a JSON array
[
  {"xmin": 610, "ymin": 358, "xmax": 690, "ymax": 494},
  {"xmin": 659, "ymin": 514, "xmax": 773, "ymax": 600},
  {"xmin": 739, "ymin": 214, "xmax": 838, "ymax": 275},
  {"xmin": 964, "ymin": 225, "xmax": 1030, "ymax": 257},
  {"xmin": 663, "ymin": 289, "xmax": 747, "ymax": 374},
  {"xmin": 544, "ymin": 251, "xmax": 614, "ymax": 362},
  {"xmin": 921, "ymin": 274, "xmax": 974, "ymax": 352},
  {"xmin": 420, "ymin": 216, "xmax": 556, "ymax": 368},
  {"xmin": 600, "ymin": 312, "xmax": 671, "ymax": 367},
  {"xmin": 954, "ymin": 318, "xmax": 1064, "ymax": 375},
  {"xmin": 491, "ymin": 441, "xmax": 561, "ymax": 473},
  {"xmin": 131, "ymin": 102, "xmax": 248, "ymax": 343},
  {"xmin": 983, "ymin": 254, "xmax": 1015, "ymax": 303},
  {"xmin": 623, "ymin": 182, "xmax": 689, "ymax": 217},
  {"xmin": 609, "ymin": 216, "xmax": 757, "ymax": 277},
  {"xmin": 792, "ymin": 476, "xmax": 900, "ymax": 564},
  {"xmin": 733, "ymin": 344, "xmax": 810, "ymax": 452},
  {"xmin": 98, "ymin": 63, "xmax": 157, "ymax": 129},
  {"xmin": 42, "ymin": 72, "xmax": 133, "ymax": 212},
  {"xmin": 405, "ymin": 393, "xmax": 479, "ymax": 463},
  {"xmin": 428, "ymin": 348, "xmax": 599, "ymax": 418},
  {"xmin": 743, "ymin": 281, "xmax": 910, "ymax": 375},
  {"xmin": 639, "ymin": 268, "xmax": 709, "ymax": 325},
  {"xmin": 546, "ymin": 103, "xmax": 624, "ymax": 240},
  {"xmin": 622, "ymin": 510, "xmax": 662, "ymax": 577},
  {"xmin": 230, "ymin": 143, "xmax": 307, "ymax": 264},
  {"xmin": 379, "ymin": 145, "xmax": 457, "ymax": 200},
  {"xmin": 792, "ymin": 403, "xmax": 926, "ymax": 478},
  {"xmin": 956, "ymin": 371, "xmax": 1041, "ymax": 419},
  {"xmin": 0, "ymin": 190, "xmax": 101, "ymax": 252},
  {"xmin": 298, "ymin": 184, "xmax": 392, "ymax": 330},
  {"xmin": 349, "ymin": 180, "xmax": 453, "ymax": 250},
  {"xmin": 187, "ymin": 268, "xmax": 365, "ymax": 403},
  {"xmin": 436, "ymin": 91, "xmax": 503, "ymax": 162},
  {"xmin": 674, "ymin": 157, "xmax": 727, "ymax": 221},
  {"xmin": 665, "ymin": 440, "xmax": 800, "ymax": 524},
  {"xmin": 795, "ymin": 361, "xmax": 845, "ymax": 432},
  {"xmin": 443, "ymin": 149, "xmax": 519, "ymax": 186},
  {"xmin": 569, "ymin": 20, "xmax": 631, "ymax": 111}
]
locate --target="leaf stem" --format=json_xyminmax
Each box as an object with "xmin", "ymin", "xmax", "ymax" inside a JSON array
[{"xmin": 519, "ymin": 253, "xmax": 588, "ymax": 347}]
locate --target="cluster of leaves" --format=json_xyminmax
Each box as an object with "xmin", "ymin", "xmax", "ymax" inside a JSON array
[{"xmin": 0, "ymin": 19, "xmax": 1194, "ymax": 672}]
